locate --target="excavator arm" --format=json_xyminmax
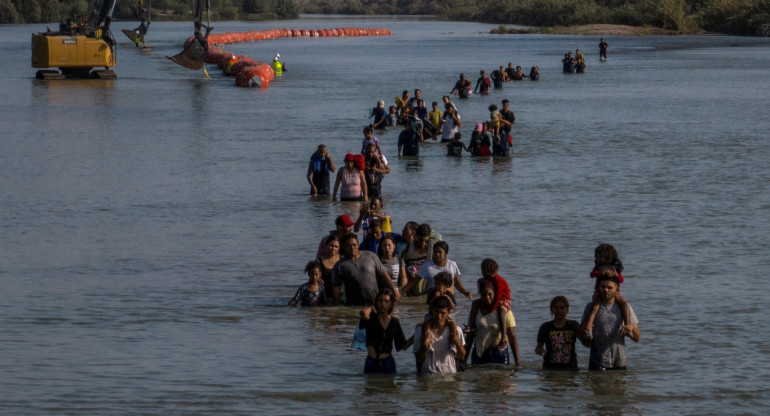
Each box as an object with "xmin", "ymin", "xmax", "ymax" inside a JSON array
[{"xmin": 167, "ymin": 0, "xmax": 213, "ymax": 70}]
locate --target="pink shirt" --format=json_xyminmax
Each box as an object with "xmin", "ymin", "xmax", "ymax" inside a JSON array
[{"xmin": 340, "ymin": 168, "xmax": 362, "ymax": 199}]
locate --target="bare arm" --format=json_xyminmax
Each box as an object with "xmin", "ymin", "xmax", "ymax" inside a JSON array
[
  {"xmin": 306, "ymin": 162, "xmax": 317, "ymax": 195},
  {"xmin": 453, "ymin": 275, "xmax": 472, "ymax": 300},
  {"xmin": 378, "ymin": 271, "xmax": 400, "ymax": 302},
  {"xmin": 507, "ymin": 326, "xmax": 520, "ymax": 366},
  {"xmin": 359, "ymin": 170, "xmax": 368, "ymax": 202},
  {"xmin": 328, "ymin": 155, "xmax": 336, "ymax": 172},
  {"xmin": 621, "ymin": 324, "xmax": 641, "ymax": 342},
  {"xmin": 332, "ymin": 169, "xmax": 342, "ymax": 201}
]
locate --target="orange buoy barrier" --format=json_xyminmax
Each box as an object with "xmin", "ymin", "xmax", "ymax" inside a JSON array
[{"xmin": 191, "ymin": 27, "xmax": 391, "ymax": 88}]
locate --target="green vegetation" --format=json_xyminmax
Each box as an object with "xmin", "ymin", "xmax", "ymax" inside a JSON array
[
  {"xmin": 3, "ymin": 0, "xmax": 769, "ymax": 36},
  {"xmin": 1, "ymin": 0, "xmax": 298, "ymax": 24}
]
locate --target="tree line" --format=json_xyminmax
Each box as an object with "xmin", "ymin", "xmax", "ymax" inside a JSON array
[
  {"xmin": 2, "ymin": 0, "xmax": 768, "ymax": 36},
  {"xmin": 0, "ymin": 0, "xmax": 299, "ymax": 24}
]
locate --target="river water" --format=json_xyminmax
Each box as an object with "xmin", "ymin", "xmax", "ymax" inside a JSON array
[{"xmin": 1, "ymin": 17, "xmax": 770, "ymax": 414}]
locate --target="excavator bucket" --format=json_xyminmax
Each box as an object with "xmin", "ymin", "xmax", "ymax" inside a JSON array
[
  {"xmin": 121, "ymin": 28, "xmax": 142, "ymax": 43},
  {"xmin": 166, "ymin": 38, "xmax": 206, "ymax": 70}
]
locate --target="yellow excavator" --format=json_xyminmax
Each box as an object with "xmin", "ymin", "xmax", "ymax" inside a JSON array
[{"xmin": 31, "ymin": 0, "xmax": 119, "ymax": 79}]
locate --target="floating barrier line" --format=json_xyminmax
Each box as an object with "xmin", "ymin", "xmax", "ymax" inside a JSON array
[{"xmin": 184, "ymin": 27, "xmax": 392, "ymax": 88}]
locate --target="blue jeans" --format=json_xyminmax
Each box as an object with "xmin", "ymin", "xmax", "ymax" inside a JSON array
[
  {"xmin": 364, "ymin": 355, "xmax": 396, "ymax": 374},
  {"xmin": 471, "ymin": 346, "xmax": 509, "ymax": 365}
]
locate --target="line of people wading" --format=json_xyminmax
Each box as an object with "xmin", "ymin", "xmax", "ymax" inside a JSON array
[
  {"xmin": 297, "ymin": 38, "xmax": 636, "ymax": 375},
  {"xmin": 290, "ymin": 213, "xmax": 641, "ymax": 374}
]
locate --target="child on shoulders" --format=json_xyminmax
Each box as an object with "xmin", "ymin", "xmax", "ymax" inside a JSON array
[{"xmin": 585, "ymin": 243, "xmax": 630, "ymax": 331}]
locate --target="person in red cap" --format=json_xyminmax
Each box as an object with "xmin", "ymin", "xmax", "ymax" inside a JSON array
[{"xmin": 317, "ymin": 214, "xmax": 355, "ymax": 257}]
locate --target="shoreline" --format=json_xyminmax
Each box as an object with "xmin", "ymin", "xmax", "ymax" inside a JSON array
[{"xmin": 491, "ymin": 24, "xmax": 703, "ymax": 36}]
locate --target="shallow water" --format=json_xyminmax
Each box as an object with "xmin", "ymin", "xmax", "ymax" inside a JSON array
[{"xmin": 1, "ymin": 17, "xmax": 770, "ymax": 414}]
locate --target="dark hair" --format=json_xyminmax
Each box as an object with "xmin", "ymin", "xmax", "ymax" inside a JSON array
[
  {"xmin": 325, "ymin": 234, "xmax": 340, "ymax": 247},
  {"xmin": 597, "ymin": 272, "xmax": 621, "ymax": 286},
  {"xmin": 434, "ymin": 271, "xmax": 453, "ymax": 287},
  {"xmin": 370, "ymin": 196, "xmax": 382, "ymax": 207},
  {"xmin": 369, "ymin": 217, "xmax": 382, "ymax": 229},
  {"xmin": 550, "ymin": 295, "xmax": 569, "ymax": 311},
  {"xmin": 341, "ymin": 233, "xmax": 359, "ymax": 256},
  {"xmin": 481, "ymin": 258, "xmax": 499, "ymax": 277},
  {"xmin": 403, "ymin": 221, "xmax": 418, "ymax": 232},
  {"xmin": 374, "ymin": 288, "xmax": 396, "ymax": 314},
  {"xmin": 502, "ymin": 99, "xmax": 510, "ymax": 105},
  {"xmin": 305, "ymin": 261, "xmax": 321, "ymax": 274},
  {"xmin": 363, "ymin": 125, "xmax": 373, "ymax": 134},
  {"xmin": 430, "ymin": 294, "xmax": 453, "ymax": 311},
  {"xmin": 477, "ymin": 277, "xmax": 495, "ymax": 293},
  {"xmin": 488, "ymin": 104, "xmax": 498, "ymax": 112},
  {"xmin": 415, "ymin": 223, "xmax": 432, "ymax": 238},
  {"xmin": 432, "ymin": 101, "xmax": 438, "ymax": 106},
  {"xmin": 377, "ymin": 234, "xmax": 397, "ymax": 258},
  {"xmin": 433, "ymin": 240, "xmax": 449, "ymax": 254},
  {"xmin": 594, "ymin": 243, "xmax": 623, "ymax": 273}
]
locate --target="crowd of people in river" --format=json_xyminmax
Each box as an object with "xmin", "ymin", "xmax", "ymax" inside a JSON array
[
  {"xmin": 297, "ymin": 40, "xmax": 637, "ymax": 375},
  {"xmin": 290, "ymin": 210, "xmax": 641, "ymax": 374}
]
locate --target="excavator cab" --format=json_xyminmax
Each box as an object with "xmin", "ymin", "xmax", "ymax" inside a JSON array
[{"xmin": 31, "ymin": 0, "xmax": 118, "ymax": 79}]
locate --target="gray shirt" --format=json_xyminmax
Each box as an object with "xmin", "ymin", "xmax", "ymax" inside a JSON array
[
  {"xmin": 582, "ymin": 302, "xmax": 638, "ymax": 370},
  {"xmin": 332, "ymin": 251, "xmax": 387, "ymax": 306}
]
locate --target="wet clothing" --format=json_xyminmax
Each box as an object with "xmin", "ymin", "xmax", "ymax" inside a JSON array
[
  {"xmin": 332, "ymin": 251, "xmax": 388, "ymax": 306},
  {"xmin": 364, "ymin": 315, "xmax": 408, "ymax": 356},
  {"xmin": 537, "ymin": 320, "xmax": 580, "ymax": 369},
  {"xmin": 453, "ymin": 79, "xmax": 471, "ymax": 98},
  {"xmin": 309, "ymin": 153, "xmax": 333, "ymax": 195},
  {"xmin": 372, "ymin": 107, "xmax": 387, "ymax": 128},
  {"xmin": 380, "ymin": 256, "xmax": 404, "ymax": 291},
  {"xmin": 447, "ymin": 141, "xmax": 465, "ymax": 156},
  {"xmin": 315, "ymin": 256, "xmax": 336, "ymax": 302},
  {"xmin": 288, "ymin": 283, "xmax": 327, "ymax": 306},
  {"xmin": 491, "ymin": 70, "xmax": 504, "ymax": 88},
  {"xmin": 471, "ymin": 309, "xmax": 515, "ymax": 365},
  {"xmin": 364, "ymin": 155, "xmax": 384, "ymax": 198},
  {"xmin": 413, "ymin": 324, "xmax": 465, "ymax": 374},
  {"xmin": 599, "ymin": 41, "xmax": 609, "ymax": 60},
  {"xmin": 339, "ymin": 168, "xmax": 363, "ymax": 200},
  {"xmin": 582, "ymin": 302, "xmax": 638, "ymax": 370},
  {"xmin": 398, "ymin": 129, "xmax": 421, "ymax": 156}
]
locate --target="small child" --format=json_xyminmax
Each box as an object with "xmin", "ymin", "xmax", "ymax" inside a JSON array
[
  {"xmin": 386, "ymin": 106, "xmax": 399, "ymax": 127},
  {"xmin": 422, "ymin": 272, "xmax": 459, "ymax": 349},
  {"xmin": 466, "ymin": 259, "xmax": 511, "ymax": 343},
  {"xmin": 428, "ymin": 101, "xmax": 442, "ymax": 130},
  {"xmin": 447, "ymin": 132, "xmax": 469, "ymax": 156},
  {"xmin": 585, "ymin": 243, "xmax": 630, "ymax": 332},
  {"xmin": 426, "ymin": 271, "xmax": 457, "ymax": 309},
  {"xmin": 288, "ymin": 261, "xmax": 327, "ymax": 306},
  {"xmin": 361, "ymin": 125, "xmax": 383, "ymax": 157},
  {"xmin": 488, "ymin": 104, "xmax": 502, "ymax": 137}
]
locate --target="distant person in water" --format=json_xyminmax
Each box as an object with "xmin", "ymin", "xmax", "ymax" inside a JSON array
[
  {"xmin": 575, "ymin": 49, "xmax": 586, "ymax": 73},
  {"xmin": 307, "ymin": 144, "xmax": 336, "ymax": 196},
  {"xmin": 599, "ymin": 38, "xmax": 609, "ymax": 61},
  {"xmin": 563, "ymin": 52, "xmax": 576, "ymax": 73},
  {"xmin": 475, "ymin": 70, "xmax": 491, "ymax": 95},
  {"xmin": 529, "ymin": 66, "xmax": 540, "ymax": 80},
  {"xmin": 451, "ymin": 73, "xmax": 472, "ymax": 99}
]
